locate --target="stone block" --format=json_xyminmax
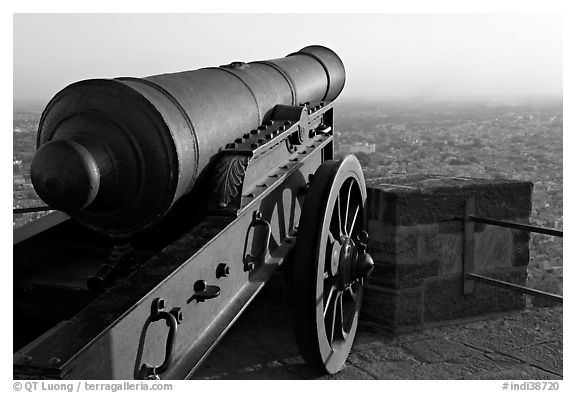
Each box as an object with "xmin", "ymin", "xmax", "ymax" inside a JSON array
[
  {"xmin": 367, "ymin": 174, "xmax": 533, "ymax": 226},
  {"xmin": 363, "ymin": 174, "xmax": 532, "ymax": 329},
  {"xmin": 512, "ymin": 229, "xmax": 531, "ymax": 267},
  {"xmin": 471, "ymin": 366, "xmax": 560, "ymax": 380},
  {"xmin": 368, "ymin": 222, "xmax": 440, "ymax": 265},
  {"xmin": 475, "ymin": 225, "xmax": 512, "ymax": 271},
  {"xmin": 423, "ymin": 269, "xmax": 527, "ymax": 323},
  {"xmin": 362, "ymin": 285, "xmax": 423, "ymax": 330},
  {"xmin": 402, "ymin": 337, "xmax": 481, "ymax": 363},
  {"xmin": 436, "ymin": 233, "xmax": 463, "ymax": 276},
  {"xmin": 506, "ymin": 341, "xmax": 563, "ymax": 376},
  {"xmin": 347, "ymin": 346, "xmax": 420, "ymax": 379},
  {"xmin": 407, "ymin": 354, "xmax": 501, "ymax": 379},
  {"xmin": 370, "ymin": 259, "xmax": 439, "ymax": 289}
]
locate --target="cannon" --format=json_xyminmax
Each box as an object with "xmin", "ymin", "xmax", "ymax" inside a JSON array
[{"xmin": 13, "ymin": 46, "xmax": 374, "ymax": 379}]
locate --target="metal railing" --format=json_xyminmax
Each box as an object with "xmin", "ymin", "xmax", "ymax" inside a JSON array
[{"xmin": 462, "ymin": 197, "xmax": 562, "ymax": 304}]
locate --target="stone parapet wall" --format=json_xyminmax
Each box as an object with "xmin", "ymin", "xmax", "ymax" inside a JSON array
[{"xmin": 362, "ymin": 174, "xmax": 533, "ymax": 331}]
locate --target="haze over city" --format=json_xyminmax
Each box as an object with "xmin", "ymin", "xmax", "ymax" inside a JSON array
[{"xmin": 14, "ymin": 13, "xmax": 562, "ymax": 108}]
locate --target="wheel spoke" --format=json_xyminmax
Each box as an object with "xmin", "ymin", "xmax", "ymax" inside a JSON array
[
  {"xmin": 328, "ymin": 292, "xmax": 339, "ymax": 344},
  {"xmin": 328, "ymin": 231, "xmax": 339, "ymax": 246},
  {"xmin": 343, "ymin": 180, "xmax": 353, "ymax": 236},
  {"xmin": 323, "ymin": 286, "xmax": 335, "ymax": 317},
  {"xmin": 337, "ymin": 292, "xmax": 346, "ymax": 338},
  {"xmin": 336, "ymin": 195, "xmax": 343, "ymax": 237},
  {"xmin": 348, "ymin": 205, "xmax": 359, "ymax": 237}
]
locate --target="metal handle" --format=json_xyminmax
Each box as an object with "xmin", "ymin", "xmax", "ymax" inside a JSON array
[
  {"xmin": 142, "ymin": 298, "xmax": 178, "ymax": 378},
  {"xmin": 242, "ymin": 210, "xmax": 272, "ymax": 271}
]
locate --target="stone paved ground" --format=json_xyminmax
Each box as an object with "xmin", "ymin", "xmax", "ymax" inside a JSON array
[{"xmin": 192, "ymin": 276, "xmax": 562, "ymax": 380}]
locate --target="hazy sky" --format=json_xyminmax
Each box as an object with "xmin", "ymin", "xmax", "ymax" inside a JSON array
[{"xmin": 13, "ymin": 13, "xmax": 562, "ymax": 104}]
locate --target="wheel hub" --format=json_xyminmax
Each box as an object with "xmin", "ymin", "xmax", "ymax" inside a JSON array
[{"xmin": 336, "ymin": 237, "xmax": 355, "ymax": 289}]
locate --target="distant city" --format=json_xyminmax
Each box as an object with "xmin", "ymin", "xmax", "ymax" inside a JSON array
[{"xmin": 13, "ymin": 99, "xmax": 562, "ymax": 303}]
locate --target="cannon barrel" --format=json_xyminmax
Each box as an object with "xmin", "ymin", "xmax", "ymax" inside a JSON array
[{"xmin": 31, "ymin": 45, "xmax": 345, "ymax": 236}]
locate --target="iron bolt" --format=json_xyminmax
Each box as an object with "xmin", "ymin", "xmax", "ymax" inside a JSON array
[
  {"xmin": 194, "ymin": 280, "xmax": 207, "ymax": 293},
  {"xmin": 49, "ymin": 357, "xmax": 61, "ymax": 365},
  {"xmin": 357, "ymin": 230, "xmax": 369, "ymax": 245},
  {"xmin": 169, "ymin": 307, "xmax": 184, "ymax": 324},
  {"xmin": 216, "ymin": 263, "xmax": 230, "ymax": 278}
]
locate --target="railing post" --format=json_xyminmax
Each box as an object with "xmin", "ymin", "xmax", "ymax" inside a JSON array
[{"xmin": 462, "ymin": 197, "xmax": 475, "ymax": 294}]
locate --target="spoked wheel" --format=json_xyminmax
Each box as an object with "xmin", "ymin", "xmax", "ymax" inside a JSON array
[{"xmin": 293, "ymin": 155, "xmax": 374, "ymax": 374}]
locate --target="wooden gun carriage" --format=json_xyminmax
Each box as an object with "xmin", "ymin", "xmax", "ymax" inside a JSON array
[{"xmin": 13, "ymin": 46, "xmax": 374, "ymax": 379}]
